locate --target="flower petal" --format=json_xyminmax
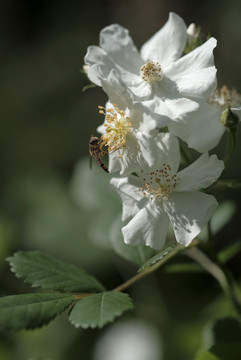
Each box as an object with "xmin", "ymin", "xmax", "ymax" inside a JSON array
[
  {"xmin": 164, "ymin": 191, "xmax": 218, "ymax": 246},
  {"xmin": 151, "ymin": 133, "xmax": 180, "ymax": 174},
  {"xmin": 84, "ymin": 46, "xmax": 116, "ymax": 86},
  {"xmin": 176, "ymin": 153, "xmax": 224, "ymax": 192},
  {"xmin": 174, "ymin": 67, "xmax": 217, "ymax": 99},
  {"xmin": 165, "ymin": 37, "xmax": 217, "ymax": 98},
  {"xmin": 110, "ymin": 176, "xmax": 145, "ymax": 221},
  {"xmin": 99, "ymin": 24, "xmax": 143, "ymax": 75},
  {"xmin": 151, "ymin": 96, "xmax": 199, "ymax": 123},
  {"xmin": 166, "ymin": 37, "xmax": 217, "ymax": 76},
  {"xmin": 168, "ymin": 101, "xmax": 225, "ymax": 152},
  {"xmin": 122, "ymin": 203, "xmax": 170, "ymax": 249},
  {"xmin": 108, "ymin": 132, "xmax": 168, "ymax": 176},
  {"xmin": 140, "ymin": 12, "xmax": 187, "ymax": 66},
  {"xmin": 101, "ymin": 71, "xmax": 134, "ymax": 110}
]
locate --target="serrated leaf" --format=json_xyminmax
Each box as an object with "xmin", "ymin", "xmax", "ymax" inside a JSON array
[
  {"xmin": 0, "ymin": 292, "xmax": 74, "ymax": 330},
  {"xmin": 138, "ymin": 243, "xmax": 182, "ymax": 272},
  {"xmin": 69, "ymin": 291, "xmax": 134, "ymax": 329},
  {"xmin": 7, "ymin": 251, "xmax": 105, "ymax": 293},
  {"xmin": 110, "ymin": 215, "xmax": 155, "ymax": 266}
]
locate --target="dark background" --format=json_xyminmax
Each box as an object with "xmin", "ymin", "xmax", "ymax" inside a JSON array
[{"xmin": 0, "ymin": 1, "xmax": 241, "ymax": 359}]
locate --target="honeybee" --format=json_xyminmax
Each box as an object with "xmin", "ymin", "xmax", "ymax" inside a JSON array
[{"xmin": 89, "ymin": 135, "xmax": 109, "ymax": 173}]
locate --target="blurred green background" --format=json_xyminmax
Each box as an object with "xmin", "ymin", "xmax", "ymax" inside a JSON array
[{"xmin": 0, "ymin": 1, "xmax": 241, "ymax": 359}]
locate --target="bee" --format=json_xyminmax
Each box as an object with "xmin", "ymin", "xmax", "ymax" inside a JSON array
[{"xmin": 89, "ymin": 135, "xmax": 109, "ymax": 173}]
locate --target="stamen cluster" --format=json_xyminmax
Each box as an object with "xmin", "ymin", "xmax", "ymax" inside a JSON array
[
  {"xmin": 209, "ymin": 85, "xmax": 241, "ymax": 110},
  {"xmin": 139, "ymin": 164, "xmax": 179, "ymax": 201},
  {"xmin": 140, "ymin": 61, "xmax": 163, "ymax": 82},
  {"xmin": 99, "ymin": 105, "xmax": 132, "ymax": 153}
]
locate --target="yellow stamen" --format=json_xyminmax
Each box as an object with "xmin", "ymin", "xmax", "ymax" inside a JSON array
[{"xmin": 99, "ymin": 104, "xmax": 132, "ymax": 153}]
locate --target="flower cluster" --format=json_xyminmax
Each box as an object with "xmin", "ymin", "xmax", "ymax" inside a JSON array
[{"xmin": 85, "ymin": 13, "xmax": 240, "ymax": 250}]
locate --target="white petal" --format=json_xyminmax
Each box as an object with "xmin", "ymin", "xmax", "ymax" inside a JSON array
[
  {"xmin": 174, "ymin": 67, "xmax": 217, "ymax": 99},
  {"xmin": 84, "ymin": 46, "xmax": 116, "ymax": 86},
  {"xmin": 110, "ymin": 176, "xmax": 145, "ymax": 221},
  {"xmin": 101, "ymin": 71, "xmax": 134, "ymax": 110},
  {"xmin": 165, "ymin": 37, "xmax": 217, "ymax": 98},
  {"xmin": 87, "ymin": 63, "xmax": 105, "ymax": 87},
  {"xmin": 166, "ymin": 37, "xmax": 217, "ymax": 76},
  {"xmin": 108, "ymin": 132, "xmax": 167, "ymax": 176},
  {"xmin": 99, "ymin": 24, "xmax": 143, "ymax": 75},
  {"xmin": 151, "ymin": 133, "xmax": 180, "ymax": 174},
  {"xmin": 164, "ymin": 191, "xmax": 218, "ymax": 246},
  {"xmin": 176, "ymin": 153, "xmax": 224, "ymax": 192},
  {"xmin": 168, "ymin": 101, "xmax": 225, "ymax": 152},
  {"xmin": 151, "ymin": 96, "xmax": 199, "ymax": 122},
  {"xmin": 122, "ymin": 203, "xmax": 170, "ymax": 249},
  {"xmin": 140, "ymin": 12, "xmax": 187, "ymax": 65}
]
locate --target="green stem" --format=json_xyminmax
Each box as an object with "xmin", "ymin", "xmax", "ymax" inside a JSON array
[
  {"xmin": 185, "ymin": 247, "xmax": 241, "ymax": 314},
  {"xmin": 113, "ymin": 244, "xmax": 185, "ymax": 292}
]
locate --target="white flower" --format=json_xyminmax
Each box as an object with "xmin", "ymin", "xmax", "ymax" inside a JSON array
[
  {"xmin": 98, "ymin": 71, "xmax": 196, "ymax": 176},
  {"xmin": 110, "ymin": 134, "xmax": 224, "ymax": 249},
  {"xmin": 85, "ymin": 12, "xmax": 217, "ymax": 119}
]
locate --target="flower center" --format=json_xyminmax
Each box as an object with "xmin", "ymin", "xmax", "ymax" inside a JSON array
[
  {"xmin": 140, "ymin": 61, "xmax": 163, "ymax": 82},
  {"xmin": 98, "ymin": 104, "xmax": 132, "ymax": 153},
  {"xmin": 208, "ymin": 85, "xmax": 241, "ymax": 110},
  {"xmin": 139, "ymin": 164, "xmax": 179, "ymax": 201}
]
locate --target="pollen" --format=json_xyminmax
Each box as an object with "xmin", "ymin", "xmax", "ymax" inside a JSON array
[
  {"xmin": 208, "ymin": 85, "xmax": 241, "ymax": 110},
  {"xmin": 140, "ymin": 61, "xmax": 163, "ymax": 82},
  {"xmin": 139, "ymin": 164, "xmax": 179, "ymax": 201},
  {"xmin": 99, "ymin": 104, "xmax": 132, "ymax": 153}
]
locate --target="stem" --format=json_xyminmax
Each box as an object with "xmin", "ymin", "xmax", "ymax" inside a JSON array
[
  {"xmin": 73, "ymin": 293, "xmax": 93, "ymax": 300},
  {"xmin": 185, "ymin": 247, "xmax": 241, "ymax": 314},
  {"xmin": 113, "ymin": 244, "xmax": 185, "ymax": 292}
]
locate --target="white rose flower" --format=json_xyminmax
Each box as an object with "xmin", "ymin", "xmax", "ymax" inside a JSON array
[
  {"xmin": 85, "ymin": 12, "xmax": 217, "ymax": 119},
  {"xmin": 110, "ymin": 133, "xmax": 224, "ymax": 249}
]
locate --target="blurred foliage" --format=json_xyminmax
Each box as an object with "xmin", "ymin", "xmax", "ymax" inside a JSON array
[{"xmin": 0, "ymin": 0, "xmax": 241, "ymax": 359}]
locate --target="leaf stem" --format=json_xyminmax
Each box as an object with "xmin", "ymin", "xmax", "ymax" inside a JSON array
[{"xmin": 113, "ymin": 244, "xmax": 185, "ymax": 292}]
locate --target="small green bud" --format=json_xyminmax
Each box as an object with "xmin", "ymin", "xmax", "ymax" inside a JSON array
[{"xmin": 220, "ymin": 107, "xmax": 239, "ymax": 130}]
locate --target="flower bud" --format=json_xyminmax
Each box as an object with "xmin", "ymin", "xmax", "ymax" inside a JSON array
[
  {"xmin": 187, "ymin": 23, "xmax": 198, "ymax": 46},
  {"xmin": 220, "ymin": 107, "xmax": 239, "ymax": 130},
  {"xmin": 184, "ymin": 23, "xmax": 201, "ymax": 53}
]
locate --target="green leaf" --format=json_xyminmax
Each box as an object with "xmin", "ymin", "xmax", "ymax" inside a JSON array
[
  {"xmin": 7, "ymin": 251, "xmax": 105, "ymax": 293},
  {"xmin": 69, "ymin": 291, "xmax": 134, "ymax": 329},
  {"xmin": 110, "ymin": 215, "xmax": 155, "ymax": 266},
  {"xmin": 0, "ymin": 292, "xmax": 74, "ymax": 330},
  {"xmin": 138, "ymin": 243, "xmax": 182, "ymax": 272}
]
